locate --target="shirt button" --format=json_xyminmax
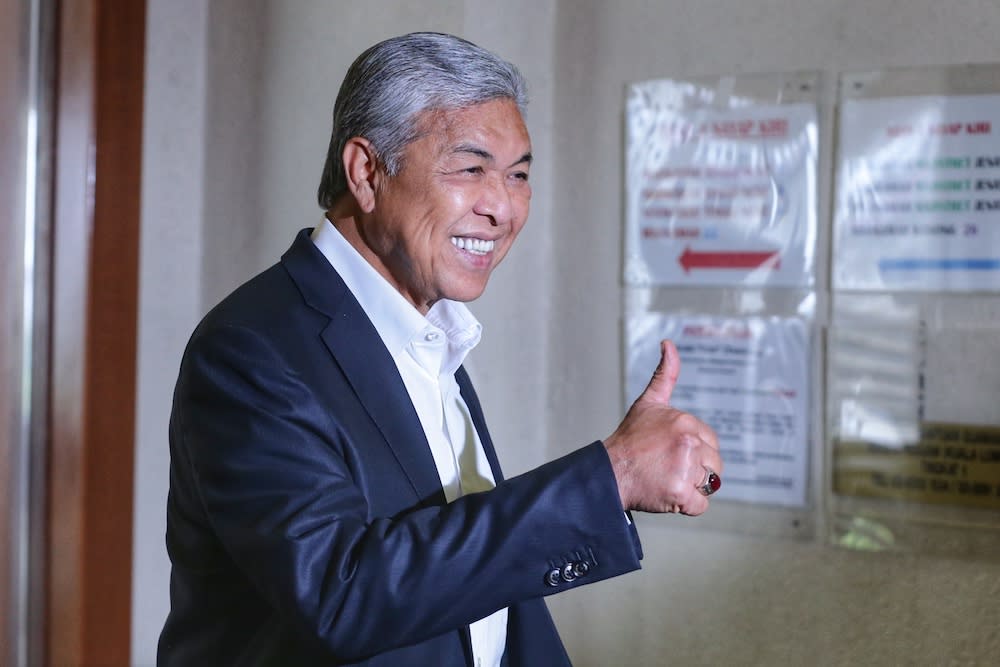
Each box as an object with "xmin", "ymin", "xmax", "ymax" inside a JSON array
[{"xmin": 424, "ymin": 331, "xmax": 440, "ymax": 342}]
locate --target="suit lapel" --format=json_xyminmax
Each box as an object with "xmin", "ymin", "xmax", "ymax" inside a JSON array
[
  {"xmin": 281, "ymin": 229, "xmax": 446, "ymax": 505},
  {"xmin": 454, "ymin": 366, "xmax": 504, "ymax": 665},
  {"xmin": 456, "ymin": 366, "xmax": 505, "ymax": 484}
]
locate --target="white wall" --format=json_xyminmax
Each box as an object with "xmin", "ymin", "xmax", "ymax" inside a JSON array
[
  {"xmin": 135, "ymin": 1, "xmax": 1000, "ymax": 665},
  {"xmin": 543, "ymin": 2, "xmax": 1000, "ymax": 665},
  {"xmin": 132, "ymin": 0, "xmax": 208, "ymax": 661}
]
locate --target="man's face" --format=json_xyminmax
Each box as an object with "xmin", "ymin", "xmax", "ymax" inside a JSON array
[{"xmin": 360, "ymin": 98, "xmax": 532, "ymax": 313}]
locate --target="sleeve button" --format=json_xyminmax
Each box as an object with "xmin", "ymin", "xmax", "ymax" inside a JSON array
[
  {"xmin": 573, "ymin": 561, "xmax": 590, "ymax": 578},
  {"xmin": 561, "ymin": 564, "xmax": 577, "ymax": 582},
  {"xmin": 545, "ymin": 568, "xmax": 562, "ymax": 587}
]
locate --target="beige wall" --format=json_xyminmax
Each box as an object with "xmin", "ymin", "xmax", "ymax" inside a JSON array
[
  {"xmin": 544, "ymin": 2, "xmax": 1000, "ymax": 666},
  {"xmin": 135, "ymin": 1, "xmax": 1000, "ymax": 665},
  {"xmin": 133, "ymin": 0, "xmax": 207, "ymax": 661}
]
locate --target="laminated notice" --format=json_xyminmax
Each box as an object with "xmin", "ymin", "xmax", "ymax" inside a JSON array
[
  {"xmin": 625, "ymin": 79, "xmax": 818, "ymax": 287},
  {"xmin": 626, "ymin": 314, "xmax": 810, "ymax": 507},
  {"xmin": 834, "ymin": 93, "xmax": 1000, "ymax": 291}
]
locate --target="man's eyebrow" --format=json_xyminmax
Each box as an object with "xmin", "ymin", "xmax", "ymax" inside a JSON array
[
  {"xmin": 453, "ymin": 144, "xmax": 494, "ymax": 161},
  {"xmin": 511, "ymin": 152, "xmax": 533, "ymax": 169},
  {"xmin": 451, "ymin": 144, "xmax": 533, "ymax": 169}
]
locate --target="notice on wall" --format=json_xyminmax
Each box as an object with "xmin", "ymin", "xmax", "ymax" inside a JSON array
[
  {"xmin": 626, "ymin": 314, "xmax": 810, "ymax": 507},
  {"xmin": 834, "ymin": 423, "xmax": 1000, "ymax": 511},
  {"xmin": 834, "ymin": 93, "xmax": 1000, "ymax": 291},
  {"xmin": 625, "ymin": 81, "xmax": 818, "ymax": 287}
]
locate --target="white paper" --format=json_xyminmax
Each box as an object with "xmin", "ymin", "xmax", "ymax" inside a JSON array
[
  {"xmin": 626, "ymin": 314, "xmax": 810, "ymax": 507},
  {"xmin": 834, "ymin": 93, "xmax": 1000, "ymax": 291},
  {"xmin": 625, "ymin": 83, "xmax": 817, "ymax": 287}
]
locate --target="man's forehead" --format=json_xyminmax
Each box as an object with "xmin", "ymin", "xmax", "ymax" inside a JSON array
[
  {"xmin": 419, "ymin": 99, "xmax": 526, "ymax": 131},
  {"xmin": 415, "ymin": 100, "xmax": 531, "ymax": 155}
]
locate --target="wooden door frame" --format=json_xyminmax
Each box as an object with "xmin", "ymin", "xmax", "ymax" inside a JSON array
[{"xmin": 48, "ymin": 0, "xmax": 146, "ymax": 664}]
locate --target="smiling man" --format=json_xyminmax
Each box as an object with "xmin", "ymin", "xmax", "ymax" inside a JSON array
[
  {"xmin": 158, "ymin": 32, "xmax": 722, "ymax": 667},
  {"xmin": 330, "ymin": 96, "xmax": 532, "ymax": 311}
]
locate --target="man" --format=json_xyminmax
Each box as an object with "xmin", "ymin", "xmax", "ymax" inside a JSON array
[{"xmin": 158, "ymin": 32, "xmax": 721, "ymax": 666}]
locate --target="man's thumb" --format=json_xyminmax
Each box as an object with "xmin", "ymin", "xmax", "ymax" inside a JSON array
[{"xmin": 642, "ymin": 339, "xmax": 679, "ymax": 405}]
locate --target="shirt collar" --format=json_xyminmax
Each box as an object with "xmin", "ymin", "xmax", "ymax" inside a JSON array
[{"xmin": 310, "ymin": 217, "xmax": 481, "ymax": 376}]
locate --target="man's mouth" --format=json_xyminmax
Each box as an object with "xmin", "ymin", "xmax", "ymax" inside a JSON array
[{"xmin": 451, "ymin": 236, "xmax": 495, "ymax": 255}]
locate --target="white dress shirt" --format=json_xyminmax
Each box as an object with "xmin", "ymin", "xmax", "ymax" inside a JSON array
[{"xmin": 311, "ymin": 218, "xmax": 507, "ymax": 667}]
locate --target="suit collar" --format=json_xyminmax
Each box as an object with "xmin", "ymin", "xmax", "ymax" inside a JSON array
[
  {"xmin": 281, "ymin": 229, "xmax": 447, "ymax": 505},
  {"xmin": 279, "ymin": 228, "xmax": 350, "ymax": 317}
]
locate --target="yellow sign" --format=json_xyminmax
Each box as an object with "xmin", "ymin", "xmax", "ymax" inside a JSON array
[{"xmin": 834, "ymin": 422, "xmax": 1000, "ymax": 510}]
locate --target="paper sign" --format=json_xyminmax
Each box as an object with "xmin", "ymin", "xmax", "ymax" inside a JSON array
[
  {"xmin": 834, "ymin": 93, "xmax": 1000, "ymax": 291},
  {"xmin": 625, "ymin": 82, "xmax": 818, "ymax": 287},
  {"xmin": 626, "ymin": 314, "xmax": 810, "ymax": 507}
]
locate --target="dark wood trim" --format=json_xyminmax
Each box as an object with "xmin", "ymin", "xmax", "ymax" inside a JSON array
[
  {"xmin": 48, "ymin": 0, "xmax": 94, "ymax": 659},
  {"xmin": 49, "ymin": 0, "xmax": 146, "ymax": 664}
]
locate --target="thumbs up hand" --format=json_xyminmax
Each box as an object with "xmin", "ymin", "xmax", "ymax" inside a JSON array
[{"xmin": 603, "ymin": 340, "xmax": 722, "ymax": 516}]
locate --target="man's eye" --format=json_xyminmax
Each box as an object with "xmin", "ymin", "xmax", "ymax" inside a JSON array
[
  {"xmin": 462, "ymin": 166, "xmax": 484, "ymax": 175},
  {"xmin": 511, "ymin": 171, "xmax": 529, "ymax": 182}
]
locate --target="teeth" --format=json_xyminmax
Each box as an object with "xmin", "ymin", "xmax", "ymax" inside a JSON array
[{"xmin": 451, "ymin": 236, "xmax": 495, "ymax": 255}]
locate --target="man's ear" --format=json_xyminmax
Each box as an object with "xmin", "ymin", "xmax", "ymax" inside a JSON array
[{"xmin": 342, "ymin": 137, "xmax": 379, "ymax": 213}]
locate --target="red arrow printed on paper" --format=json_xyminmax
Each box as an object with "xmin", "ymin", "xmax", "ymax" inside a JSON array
[{"xmin": 679, "ymin": 246, "xmax": 781, "ymax": 273}]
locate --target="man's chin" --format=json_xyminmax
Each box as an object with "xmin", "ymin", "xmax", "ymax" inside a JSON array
[{"xmin": 443, "ymin": 280, "xmax": 490, "ymax": 304}]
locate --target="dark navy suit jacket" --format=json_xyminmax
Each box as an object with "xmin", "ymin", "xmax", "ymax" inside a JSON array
[{"xmin": 158, "ymin": 230, "xmax": 643, "ymax": 666}]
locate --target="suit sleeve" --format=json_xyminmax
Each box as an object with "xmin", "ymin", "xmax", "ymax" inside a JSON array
[{"xmin": 170, "ymin": 323, "xmax": 642, "ymax": 662}]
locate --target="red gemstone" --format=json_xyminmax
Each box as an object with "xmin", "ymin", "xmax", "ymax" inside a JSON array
[{"xmin": 707, "ymin": 472, "xmax": 722, "ymax": 493}]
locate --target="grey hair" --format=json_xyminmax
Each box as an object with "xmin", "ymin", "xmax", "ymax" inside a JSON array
[{"xmin": 316, "ymin": 32, "xmax": 528, "ymax": 210}]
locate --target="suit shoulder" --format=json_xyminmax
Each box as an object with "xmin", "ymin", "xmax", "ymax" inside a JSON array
[{"xmin": 192, "ymin": 262, "xmax": 314, "ymax": 341}]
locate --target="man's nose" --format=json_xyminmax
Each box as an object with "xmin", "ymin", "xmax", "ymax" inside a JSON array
[{"xmin": 473, "ymin": 173, "xmax": 512, "ymax": 226}]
